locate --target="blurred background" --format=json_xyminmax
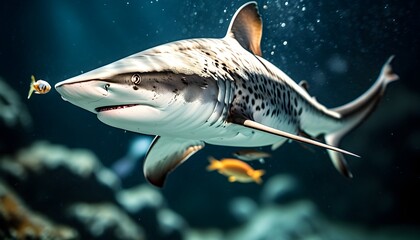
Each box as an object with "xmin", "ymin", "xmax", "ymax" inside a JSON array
[{"xmin": 0, "ymin": 0, "xmax": 419, "ymax": 239}]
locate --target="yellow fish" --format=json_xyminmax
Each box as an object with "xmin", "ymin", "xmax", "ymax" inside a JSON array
[
  {"xmin": 207, "ymin": 157, "xmax": 265, "ymax": 184},
  {"xmin": 28, "ymin": 75, "xmax": 51, "ymax": 99}
]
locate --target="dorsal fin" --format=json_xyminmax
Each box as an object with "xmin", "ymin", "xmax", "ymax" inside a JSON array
[
  {"xmin": 225, "ymin": 2, "xmax": 263, "ymax": 56},
  {"xmin": 299, "ymin": 80, "xmax": 310, "ymax": 92}
]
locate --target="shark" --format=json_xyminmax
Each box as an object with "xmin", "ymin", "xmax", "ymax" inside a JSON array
[{"xmin": 55, "ymin": 2, "xmax": 398, "ymax": 187}]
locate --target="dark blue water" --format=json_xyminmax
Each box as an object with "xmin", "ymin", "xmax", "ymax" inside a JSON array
[{"xmin": 1, "ymin": 0, "xmax": 419, "ymax": 239}]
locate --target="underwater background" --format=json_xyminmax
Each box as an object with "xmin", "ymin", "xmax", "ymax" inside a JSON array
[{"xmin": 1, "ymin": 0, "xmax": 419, "ymax": 239}]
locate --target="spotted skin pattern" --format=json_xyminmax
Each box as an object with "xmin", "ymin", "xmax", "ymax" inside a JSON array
[
  {"xmin": 54, "ymin": 2, "xmax": 397, "ymax": 186},
  {"xmin": 138, "ymin": 37, "xmax": 340, "ymax": 138}
]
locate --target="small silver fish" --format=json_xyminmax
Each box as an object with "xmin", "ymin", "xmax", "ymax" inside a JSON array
[
  {"xmin": 233, "ymin": 149, "xmax": 271, "ymax": 163},
  {"xmin": 28, "ymin": 75, "xmax": 51, "ymax": 99}
]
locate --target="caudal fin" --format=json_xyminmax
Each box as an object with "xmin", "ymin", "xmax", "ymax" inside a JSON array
[
  {"xmin": 251, "ymin": 169, "xmax": 265, "ymax": 184},
  {"xmin": 326, "ymin": 56, "xmax": 399, "ymax": 178},
  {"xmin": 207, "ymin": 157, "xmax": 222, "ymax": 171},
  {"xmin": 27, "ymin": 75, "xmax": 36, "ymax": 99}
]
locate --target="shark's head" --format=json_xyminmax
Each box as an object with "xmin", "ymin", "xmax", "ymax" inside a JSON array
[
  {"xmin": 55, "ymin": 52, "xmax": 219, "ymax": 136},
  {"xmin": 55, "ymin": 0, "xmax": 266, "ymax": 138}
]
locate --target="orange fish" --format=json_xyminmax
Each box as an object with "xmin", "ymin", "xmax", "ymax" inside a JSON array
[
  {"xmin": 28, "ymin": 75, "xmax": 51, "ymax": 99},
  {"xmin": 207, "ymin": 157, "xmax": 265, "ymax": 184}
]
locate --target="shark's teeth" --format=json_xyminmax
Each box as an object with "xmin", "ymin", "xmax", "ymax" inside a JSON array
[{"xmin": 95, "ymin": 104, "xmax": 138, "ymax": 112}]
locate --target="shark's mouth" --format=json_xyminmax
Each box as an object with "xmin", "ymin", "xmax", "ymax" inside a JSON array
[{"xmin": 95, "ymin": 104, "xmax": 139, "ymax": 112}]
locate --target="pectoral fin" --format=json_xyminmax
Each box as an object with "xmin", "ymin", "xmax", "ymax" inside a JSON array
[
  {"xmin": 143, "ymin": 136, "xmax": 204, "ymax": 187},
  {"xmin": 232, "ymin": 118, "xmax": 360, "ymax": 158}
]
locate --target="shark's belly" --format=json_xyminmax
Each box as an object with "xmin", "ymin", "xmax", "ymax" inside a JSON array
[{"xmin": 203, "ymin": 122, "xmax": 294, "ymax": 147}]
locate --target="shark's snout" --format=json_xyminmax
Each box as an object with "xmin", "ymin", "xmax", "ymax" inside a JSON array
[
  {"xmin": 56, "ymin": 81, "xmax": 108, "ymax": 99},
  {"xmin": 54, "ymin": 81, "xmax": 66, "ymax": 89},
  {"xmin": 55, "ymin": 80, "xmax": 109, "ymax": 113}
]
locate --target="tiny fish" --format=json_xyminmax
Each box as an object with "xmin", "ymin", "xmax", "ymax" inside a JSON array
[
  {"xmin": 28, "ymin": 75, "xmax": 51, "ymax": 99},
  {"xmin": 207, "ymin": 156, "xmax": 265, "ymax": 184},
  {"xmin": 233, "ymin": 149, "xmax": 271, "ymax": 163}
]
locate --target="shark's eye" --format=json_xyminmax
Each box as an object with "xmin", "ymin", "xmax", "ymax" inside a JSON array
[
  {"xmin": 104, "ymin": 83, "xmax": 110, "ymax": 91},
  {"xmin": 131, "ymin": 74, "xmax": 142, "ymax": 85}
]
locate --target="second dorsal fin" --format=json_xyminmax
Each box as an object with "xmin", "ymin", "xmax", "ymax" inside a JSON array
[{"xmin": 225, "ymin": 2, "xmax": 263, "ymax": 56}]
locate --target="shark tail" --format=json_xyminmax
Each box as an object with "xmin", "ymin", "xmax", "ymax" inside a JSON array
[{"xmin": 325, "ymin": 56, "xmax": 399, "ymax": 178}]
